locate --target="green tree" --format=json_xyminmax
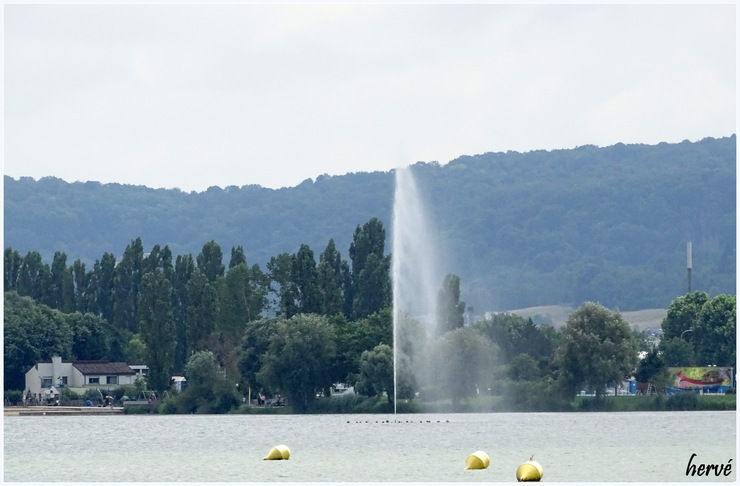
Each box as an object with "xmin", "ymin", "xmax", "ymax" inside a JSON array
[
  {"xmin": 553, "ymin": 302, "xmax": 637, "ymax": 399},
  {"xmin": 214, "ymin": 263, "xmax": 268, "ymax": 377},
  {"xmin": 659, "ymin": 337, "xmax": 696, "ymax": 367},
  {"xmin": 267, "ymin": 252, "xmax": 298, "ymax": 318},
  {"xmin": 17, "ymin": 250, "xmax": 50, "ymax": 303},
  {"xmin": 634, "ymin": 346, "xmax": 671, "ymax": 389},
  {"xmin": 317, "ymin": 239, "xmax": 344, "ymax": 316},
  {"xmin": 4, "ymin": 292, "xmax": 73, "ymax": 390},
  {"xmin": 186, "ymin": 269, "xmax": 219, "ymax": 354},
  {"xmin": 236, "ymin": 317, "xmax": 277, "ymax": 394},
  {"xmin": 90, "ymin": 252, "xmax": 117, "ymax": 324},
  {"xmin": 695, "ymin": 294, "xmax": 736, "ymax": 366},
  {"xmin": 419, "ymin": 327, "xmax": 498, "ymax": 407},
  {"xmin": 176, "ymin": 350, "xmax": 240, "ymax": 414},
  {"xmin": 172, "ymin": 254, "xmax": 195, "ymax": 372},
  {"xmin": 257, "ymin": 314, "xmax": 336, "ymax": 413},
  {"xmin": 475, "ymin": 313, "xmax": 555, "ymax": 364},
  {"xmin": 435, "ymin": 274, "xmax": 465, "ymax": 336},
  {"xmin": 229, "ymin": 245, "xmax": 247, "ymax": 268},
  {"xmin": 113, "ymin": 238, "xmax": 144, "ymax": 333},
  {"xmin": 332, "ymin": 308, "xmax": 392, "ymax": 386},
  {"xmin": 142, "ymin": 244, "xmax": 174, "ymax": 280},
  {"xmin": 508, "ymin": 353, "xmax": 541, "ymax": 381},
  {"xmin": 349, "ymin": 218, "xmax": 391, "ymax": 319},
  {"xmin": 197, "ymin": 240, "xmax": 225, "ymax": 282},
  {"xmin": 216, "ymin": 263, "xmax": 263, "ymax": 336},
  {"xmin": 4, "ymin": 248, "xmax": 22, "ymax": 291},
  {"xmin": 67, "ymin": 312, "xmax": 111, "ymax": 360},
  {"xmin": 355, "ymin": 344, "xmax": 394, "ymax": 400},
  {"xmin": 661, "ymin": 291, "xmax": 710, "ymax": 340},
  {"xmin": 292, "ymin": 244, "xmax": 322, "ymax": 314},
  {"xmin": 71, "ymin": 259, "xmax": 90, "ymax": 313},
  {"xmin": 48, "ymin": 251, "xmax": 75, "ymax": 312},
  {"xmin": 138, "ymin": 270, "xmax": 176, "ymax": 392}
]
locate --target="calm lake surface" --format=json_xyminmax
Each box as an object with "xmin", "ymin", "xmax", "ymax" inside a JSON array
[{"xmin": 4, "ymin": 411, "xmax": 736, "ymax": 483}]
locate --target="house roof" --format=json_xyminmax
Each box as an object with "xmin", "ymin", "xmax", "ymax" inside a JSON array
[{"xmin": 73, "ymin": 361, "xmax": 135, "ymax": 375}]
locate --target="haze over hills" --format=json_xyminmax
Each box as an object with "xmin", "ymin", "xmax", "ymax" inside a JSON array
[{"xmin": 4, "ymin": 135, "xmax": 736, "ymax": 315}]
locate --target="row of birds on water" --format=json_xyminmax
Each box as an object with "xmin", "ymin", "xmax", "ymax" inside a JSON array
[{"xmin": 346, "ymin": 419, "xmax": 451, "ymax": 423}]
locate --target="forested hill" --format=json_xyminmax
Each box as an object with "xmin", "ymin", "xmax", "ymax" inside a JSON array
[{"xmin": 4, "ymin": 135, "xmax": 736, "ymax": 313}]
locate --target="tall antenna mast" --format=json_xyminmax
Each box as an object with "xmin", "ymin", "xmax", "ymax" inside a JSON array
[{"xmin": 686, "ymin": 241, "xmax": 692, "ymax": 293}]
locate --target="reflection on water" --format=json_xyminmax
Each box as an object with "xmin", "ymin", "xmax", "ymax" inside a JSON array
[{"xmin": 4, "ymin": 411, "xmax": 736, "ymax": 482}]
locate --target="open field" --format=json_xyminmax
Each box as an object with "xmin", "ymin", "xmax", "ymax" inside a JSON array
[{"xmin": 507, "ymin": 305, "xmax": 666, "ymax": 330}]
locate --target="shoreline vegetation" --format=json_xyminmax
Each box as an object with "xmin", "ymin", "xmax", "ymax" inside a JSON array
[
  {"xmin": 5, "ymin": 393, "xmax": 734, "ymax": 416},
  {"xmin": 134, "ymin": 392, "xmax": 737, "ymax": 415},
  {"xmin": 234, "ymin": 393, "xmax": 737, "ymax": 414}
]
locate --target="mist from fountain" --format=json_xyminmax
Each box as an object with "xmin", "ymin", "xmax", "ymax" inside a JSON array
[{"xmin": 391, "ymin": 165, "xmax": 441, "ymax": 413}]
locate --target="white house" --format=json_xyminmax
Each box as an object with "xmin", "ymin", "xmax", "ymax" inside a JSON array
[{"xmin": 24, "ymin": 356, "xmax": 146, "ymax": 403}]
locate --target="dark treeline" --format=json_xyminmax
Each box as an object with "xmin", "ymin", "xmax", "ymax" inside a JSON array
[
  {"xmin": 5, "ymin": 136, "xmax": 736, "ymax": 313},
  {"xmin": 4, "ymin": 217, "xmax": 392, "ymax": 392},
  {"xmin": 5, "ymin": 209, "xmax": 734, "ymax": 414}
]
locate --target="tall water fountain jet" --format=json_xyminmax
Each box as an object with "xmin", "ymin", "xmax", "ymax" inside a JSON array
[{"xmin": 392, "ymin": 166, "xmax": 441, "ymax": 413}]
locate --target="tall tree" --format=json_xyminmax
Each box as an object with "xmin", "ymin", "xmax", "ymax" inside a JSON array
[
  {"xmin": 48, "ymin": 251, "xmax": 75, "ymax": 312},
  {"xmin": 349, "ymin": 218, "xmax": 391, "ymax": 319},
  {"xmin": 217, "ymin": 264, "xmax": 261, "ymax": 336},
  {"xmin": 197, "ymin": 240, "xmax": 225, "ymax": 282},
  {"xmin": 553, "ymin": 302, "xmax": 637, "ymax": 399},
  {"xmin": 172, "ymin": 254, "xmax": 195, "ymax": 372},
  {"xmin": 4, "ymin": 248, "xmax": 22, "ymax": 291},
  {"xmin": 113, "ymin": 238, "xmax": 144, "ymax": 333},
  {"xmin": 138, "ymin": 270, "xmax": 176, "ymax": 392},
  {"xmin": 236, "ymin": 317, "xmax": 277, "ymax": 394},
  {"xmin": 71, "ymin": 259, "xmax": 90, "ymax": 313},
  {"xmin": 90, "ymin": 252, "xmax": 116, "ymax": 324},
  {"xmin": 317, "ymin": 239, "xmax": 344, "ymax": 316},
  {"xmin": 435, "ymin": 274, "xmax": 465, "ymax": 336},
  {"xmin": 143, "ymin": 244, "xmax": 174, "ymax": 281},
  {"xmin": 267, "ymin": 252, "xmax": 298, "ymax": 318},
  {"xmin": 17, "ymin": 250, "xmax": 50, "ymax": 303},
  {"xmin": 186, "ymin": 269, "xmax": 218, "ymax": 355},
  {"xmin": 229, "ymin": 245, "xmax": 247, "ymax": 269},
  {"xmin": 293, "ymin": 244, "xmax": 321, "ymax": 314},
  {"xmin": 353, "ymin": 253, "xmax": 391, "ymax": 319}
]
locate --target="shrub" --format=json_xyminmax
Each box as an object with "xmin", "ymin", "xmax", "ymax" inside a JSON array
[
  {"xmin": 5, "ymin": 390, "xmax": 22, "ymax": 405},
  {"xmin": 666, "ymin": 392, "xmax": 698, "ymax": 411}
]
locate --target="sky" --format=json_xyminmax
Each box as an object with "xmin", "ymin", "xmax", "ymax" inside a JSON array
[{"xmin": 3, "ymin": 3, "xmax": 736, "ymax": 192}]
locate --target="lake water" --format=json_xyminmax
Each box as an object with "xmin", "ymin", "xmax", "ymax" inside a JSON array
[{"xmin": 4, "ymin": 411, "xmax": 736, "ymax": 483}]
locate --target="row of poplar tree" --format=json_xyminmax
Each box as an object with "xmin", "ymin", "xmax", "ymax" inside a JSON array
[{"xmin": 4, "ymin": 218, "xmax": 411, "ymax": 389}]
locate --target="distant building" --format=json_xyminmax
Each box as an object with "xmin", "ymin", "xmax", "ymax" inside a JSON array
[
  {"xmin": 24, "ymin": 355, "xmax": 148, "ymax": 403},
  {"xmin": 171, "ymin": 376, "xmax": 187, "ymax": 392}
]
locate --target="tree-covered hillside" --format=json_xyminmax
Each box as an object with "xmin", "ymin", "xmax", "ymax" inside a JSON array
[{"xmin": 4, "ymin": 135, "xmax": 735, "ymax": 312}]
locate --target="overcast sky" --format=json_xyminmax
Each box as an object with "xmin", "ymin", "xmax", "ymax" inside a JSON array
[{"xmin": 4, "ymin": 3, "xmax": 736, "ymax": 192}]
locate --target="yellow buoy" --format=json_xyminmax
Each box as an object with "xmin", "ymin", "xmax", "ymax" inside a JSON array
[
  {"xmin": 263, "ymin": 444, "xmax": 291, "ymax": 460},
  {"xmin": 465, "ymin": 450, "xmax": 490, "ymax": 470},
  {"xmin": 516, "ymin": 459, "xmax": 543, "ymax": 481}
]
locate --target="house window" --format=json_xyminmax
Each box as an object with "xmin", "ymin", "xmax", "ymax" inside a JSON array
[
  {"xmin": 41, "ymin": 377, "xmax": 52, "ymax": 388},
  {"xmin": 60, "ymin": 376, "xmax": 68, "ymax": 386},
  {"xmin": 88, "ymin": 377, "xmax": 100, "ymax": 384},
  {"xmin": 106, "ymin": 376, "xmax": 118, "ymax": 385}
]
